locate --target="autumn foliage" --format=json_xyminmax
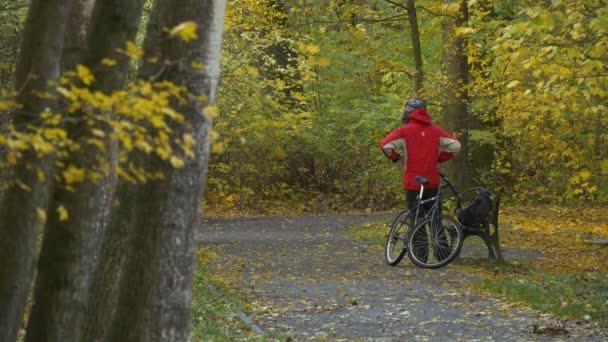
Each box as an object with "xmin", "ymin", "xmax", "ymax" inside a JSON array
[
  {"xmin": 195, "ymin": 0, "xmax": 608, "ymax": 212},
  {"xmin": 501, "ymin": 206, "xmax": 608, "ymax": 274}
]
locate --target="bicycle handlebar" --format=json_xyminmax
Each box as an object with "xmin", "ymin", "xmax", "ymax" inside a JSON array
[{"xmin": 439, "ymin": 173, "xmax": 459, "ymax": 195}]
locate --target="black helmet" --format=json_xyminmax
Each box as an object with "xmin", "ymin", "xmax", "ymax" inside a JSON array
[{"xmin": 401, "ymin": 98, "xmax": 426, "ymax": 123}]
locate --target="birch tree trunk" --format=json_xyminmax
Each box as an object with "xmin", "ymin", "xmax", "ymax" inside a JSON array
[
  {"xmin": 24, "ymin": 1, "xmax": 144, "ymax": 341},
  {"xmin": 0, "ymin": 1, "xmax": 74, "ymax": 340},
  {"xmin": 439, "ymin": 0, "xmax": 473, "ymax": 188},
  {"xmin": 109, "ymin": 0, "xmax": 226, "ymax": 340}
]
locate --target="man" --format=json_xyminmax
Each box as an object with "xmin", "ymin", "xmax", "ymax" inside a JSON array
[{"xmin": 380, "ymin": 99, "xmax": 461, "ymax": 210}]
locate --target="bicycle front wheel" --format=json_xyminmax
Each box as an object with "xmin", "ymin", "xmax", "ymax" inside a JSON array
[
  {"xmin": 407, "ymin": 215, "xmax": 463, "ymax": 269},
  {"xmin": 385, "ymin": 210, "xmax": 411, "ymax": 266}
]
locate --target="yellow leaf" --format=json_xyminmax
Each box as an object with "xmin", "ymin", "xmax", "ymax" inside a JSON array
[
  {"xmin": 192, "ymin": 61, "xmax": 206, "ymax": 70},
  {"xmin": 42, "ymin": 128, "xmax": 67, "ymax": 140},
  {"xmin": 170, "ymin": 21, "xmax": 198, "ymax": 42},
  {"xmin": 183, "ymin": 133, "xmax": 195, "ymax": 147},
  {"xmin": 161, "ymin": 107, "xmax": 182, "ymax": 121},
  {"xmin": 183, "ymin": 134, "xmax": 195, "ymax": 157},
  {"xmin": 102, "ymin": 58, "xmax": 117, "ymax": 67},
  {"xmin": 150, "ymin": 115, "xmax": 165, "ymax": 128},
  {"xmin": 124, "ymin": 41, "xmax": 144, "ymax": 60},
  {"xmin": 63, "ymin": 166, "xmax": 86, "ymax": 184},
  {"xmin": 57, "ymin": 87, "xmax": 71, "ymax": 98},
  {"xmin": 36, "ymin": 168, "xmax": 45, "ymax": 182},
  {"xmin": 506, "ymin": 80, "xmax": 520, "ymax": 89},
  {"xmin": 456, "ymin": 27, "xmax": 475, "ymax": 35},
  {"xmin": 121, "ymin": 136, "xmax": 133, "ymax": 151},
  {"xmin": 203, "ymin": 105, "xmax": 220, "ymax": 120},
  {"xmin": 135, "ymin": 140, "xmax": 153, "ymax": 153},
  {"xmin": 86, "ymin": 138, "xmax": 106, "ymax": 151},
  {"xmin": 211, "ymin": 142, "xmax": 225, "ymax": 154},
  {"xmin": 444, "ymin": 3, "xmax": 461, "ymax": 14},
  {"xmin": 57, "ymin": 205, "xmax": 69, "ymax": 222},
  {"xmin": 247, "ymin": 66, "xmax": 259, "ymax": 77},
  {"xmin": 92, "ymin": 129, "xmax": 105, "ymax": 138},
  {"xmin": 156, "ymin": 146, "xmax": 171, "ymax": 160},
  {"xmin": 170, "ymin": 156, "xmax": 185, "ymax": 169},
  {"xmin": 37, "ymin": 208, "xmax": 47, "ymax": 222},
  {"xmin": 140, "ymin": 81, "xmax": 152, "ymax": 96},
  {"xmin": 76, "ymin": 65, "xmax": 94, "ymax": 86}
]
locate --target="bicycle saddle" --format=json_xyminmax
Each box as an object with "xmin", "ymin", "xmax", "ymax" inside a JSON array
[{"xmin": 415, "ymin": 176, "xmax": 430, "ymax": 185}]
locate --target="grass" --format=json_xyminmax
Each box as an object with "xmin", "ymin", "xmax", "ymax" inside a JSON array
[
  {"xmin": 456, "ymin": 259, "xmax": 608, "ymax": 327},
  {"xmin": 190, "ymin": 248, "xmax": 268, "ymax": 341},
  {"xmin": 345, "ymin": 218, "xmax": 392, "ymax": 247},
  {"xmin": 475, "ymin": 271, "xmax": 608, "ymax": 324},
  {"xmin": 346, "ymin": 206, "xmax": 608, "ymax": 328}
]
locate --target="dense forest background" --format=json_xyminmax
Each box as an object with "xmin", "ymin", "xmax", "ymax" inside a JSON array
[
  {"xmin": 214, "ymin": 0, "xmax": 607, "ymax": 211},
  {"xmin": 212, "ymin": 0, "xmax": 607, "ymax": 211},
  {"xmin": 2, "ymin": 0, "xmax": 607, "ymax": 212}
]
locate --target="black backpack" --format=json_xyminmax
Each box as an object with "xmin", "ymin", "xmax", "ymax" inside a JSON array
[{"xmin": 456, "ymin": 187, "xmax": 493, "ymax": 227}]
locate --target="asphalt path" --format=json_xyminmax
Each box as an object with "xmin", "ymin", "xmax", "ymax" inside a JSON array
[{"xmin": 197, "ymin": 214, "xmax": 607, "ymax": 341}]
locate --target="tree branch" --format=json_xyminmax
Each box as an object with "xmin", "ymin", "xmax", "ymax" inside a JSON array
[
  {"xmin": 419, "ymin": 5, "xmax": 452, "ymax": 17},
  {"xmin": 302, "ymin": 13, "xmax": 408, "ymax": 27},
  {"xmin": 383, "ymin": 0, "xmax": 408, "ymax": 12}
]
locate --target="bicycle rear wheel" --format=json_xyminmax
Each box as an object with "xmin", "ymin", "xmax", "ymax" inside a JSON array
[
  {"xmin": 407, "ymin": 215, "xmax": 463, "ymax": 269},
  {"xmin": 385, "ymin": 210, "xmax": 411, "ymax": 266}
]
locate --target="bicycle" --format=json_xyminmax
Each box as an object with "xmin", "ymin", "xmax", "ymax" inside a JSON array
[{"xmin": 384, "ymin": 173, "xmax": 464, "ymax": 269}]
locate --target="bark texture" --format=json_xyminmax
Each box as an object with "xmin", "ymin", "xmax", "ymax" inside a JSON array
[
  {"xmin": 62, "ymin": 0, "xmax": 96, "ymax": 73},
  {"xmin": 82, "ymin": 182, "xmax": 136, "ymax": 341},
  {"xmin": 407, "ymin": 0, "xmax": 423, "ymax": 95},
  {"xmin": 24, "ymin": 1, "xmax": 144, "ymax": 341},
  {"xmin": 439, "ymin": 0, "xmax": 473, "ymax": 188},
  {"xmin": 0, "ymin": 1, "xmax": 74, "ymax": 341},
  {"xmin": 109, "ymin": 0, "xmax": 226, "ymax": 340}
]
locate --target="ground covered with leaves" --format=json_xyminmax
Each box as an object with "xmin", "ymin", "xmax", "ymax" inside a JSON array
[
  {"xmin": 194, "ymin": 207, "xmax": 608, "ymax": 340},
  {"xmin": 463, "ymin": 206, "xmax": 608, "ymax": 326}
]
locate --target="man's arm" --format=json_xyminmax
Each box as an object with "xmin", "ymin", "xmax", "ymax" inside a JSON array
[
  {"xmin": 437, "ymin": 151, "xmax": 454, "ymax": 163},
  {"xmin": 380, "ymin": 128, "xmax": 407, "ymax": 162},
  {"xmin": 437, "ymin": 129, "xmax": 461, "ymax": 163}
]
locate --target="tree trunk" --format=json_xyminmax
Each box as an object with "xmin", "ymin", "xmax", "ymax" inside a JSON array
[
  {"xmin": 24, "ymin": 1, "xmax": 144, "ymax": 341},
  {"xmin": 83, "ymin": 1, "xmax": 155, "ymax": 337},
  {"xmin": 439, "ymin": 0, "xmax": 472, "ymax": 188},
  {"xmin": 407, "ymin": 0, "xmax": 423, "ymax": 95},
  {"xmin": 62, "ymin": 0, "xmax": 96, "ymax": 73},
  {"xmin": 0, "ymin": 1, "xmax": 74, "ymax": 341},
  {"xmin": 109, "ymin": 0, "xmax": 226, "ymax": 340},
  {"xmin": 82, "ymin": 179, "xmax": 136, "ymax": 341}
]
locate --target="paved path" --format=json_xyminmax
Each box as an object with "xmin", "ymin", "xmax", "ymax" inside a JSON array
[{"xmin": 197, "ymin": 214, "xmax": 606, "ymax": 341}]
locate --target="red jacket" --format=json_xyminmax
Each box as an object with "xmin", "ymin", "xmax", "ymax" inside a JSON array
[{"xmin": 380, "ymin": 109, "xmax": 461, "ymax": 190}]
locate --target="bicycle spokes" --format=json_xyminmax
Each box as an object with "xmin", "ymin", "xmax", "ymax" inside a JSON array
[{"xmin": 407, "ymin": 215, "xmax": 463, "ymax": 269}]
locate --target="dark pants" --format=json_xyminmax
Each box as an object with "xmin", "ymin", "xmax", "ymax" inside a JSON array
[
  {"xmin": 406, "ymin": 188, "xmax": 449, "ymax": 262},
  {"xmin": 406, "ymin": 188, "xmax": 438, "ymax": 213}
]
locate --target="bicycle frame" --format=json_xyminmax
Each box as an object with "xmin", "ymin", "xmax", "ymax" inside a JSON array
[
  {"xmin": 411, "ymin": 173, "xmax": 459, "ymax": 227},
  {"xmin": 385, "ymin": 172, "xmax": 466, "ymax": 269}
]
